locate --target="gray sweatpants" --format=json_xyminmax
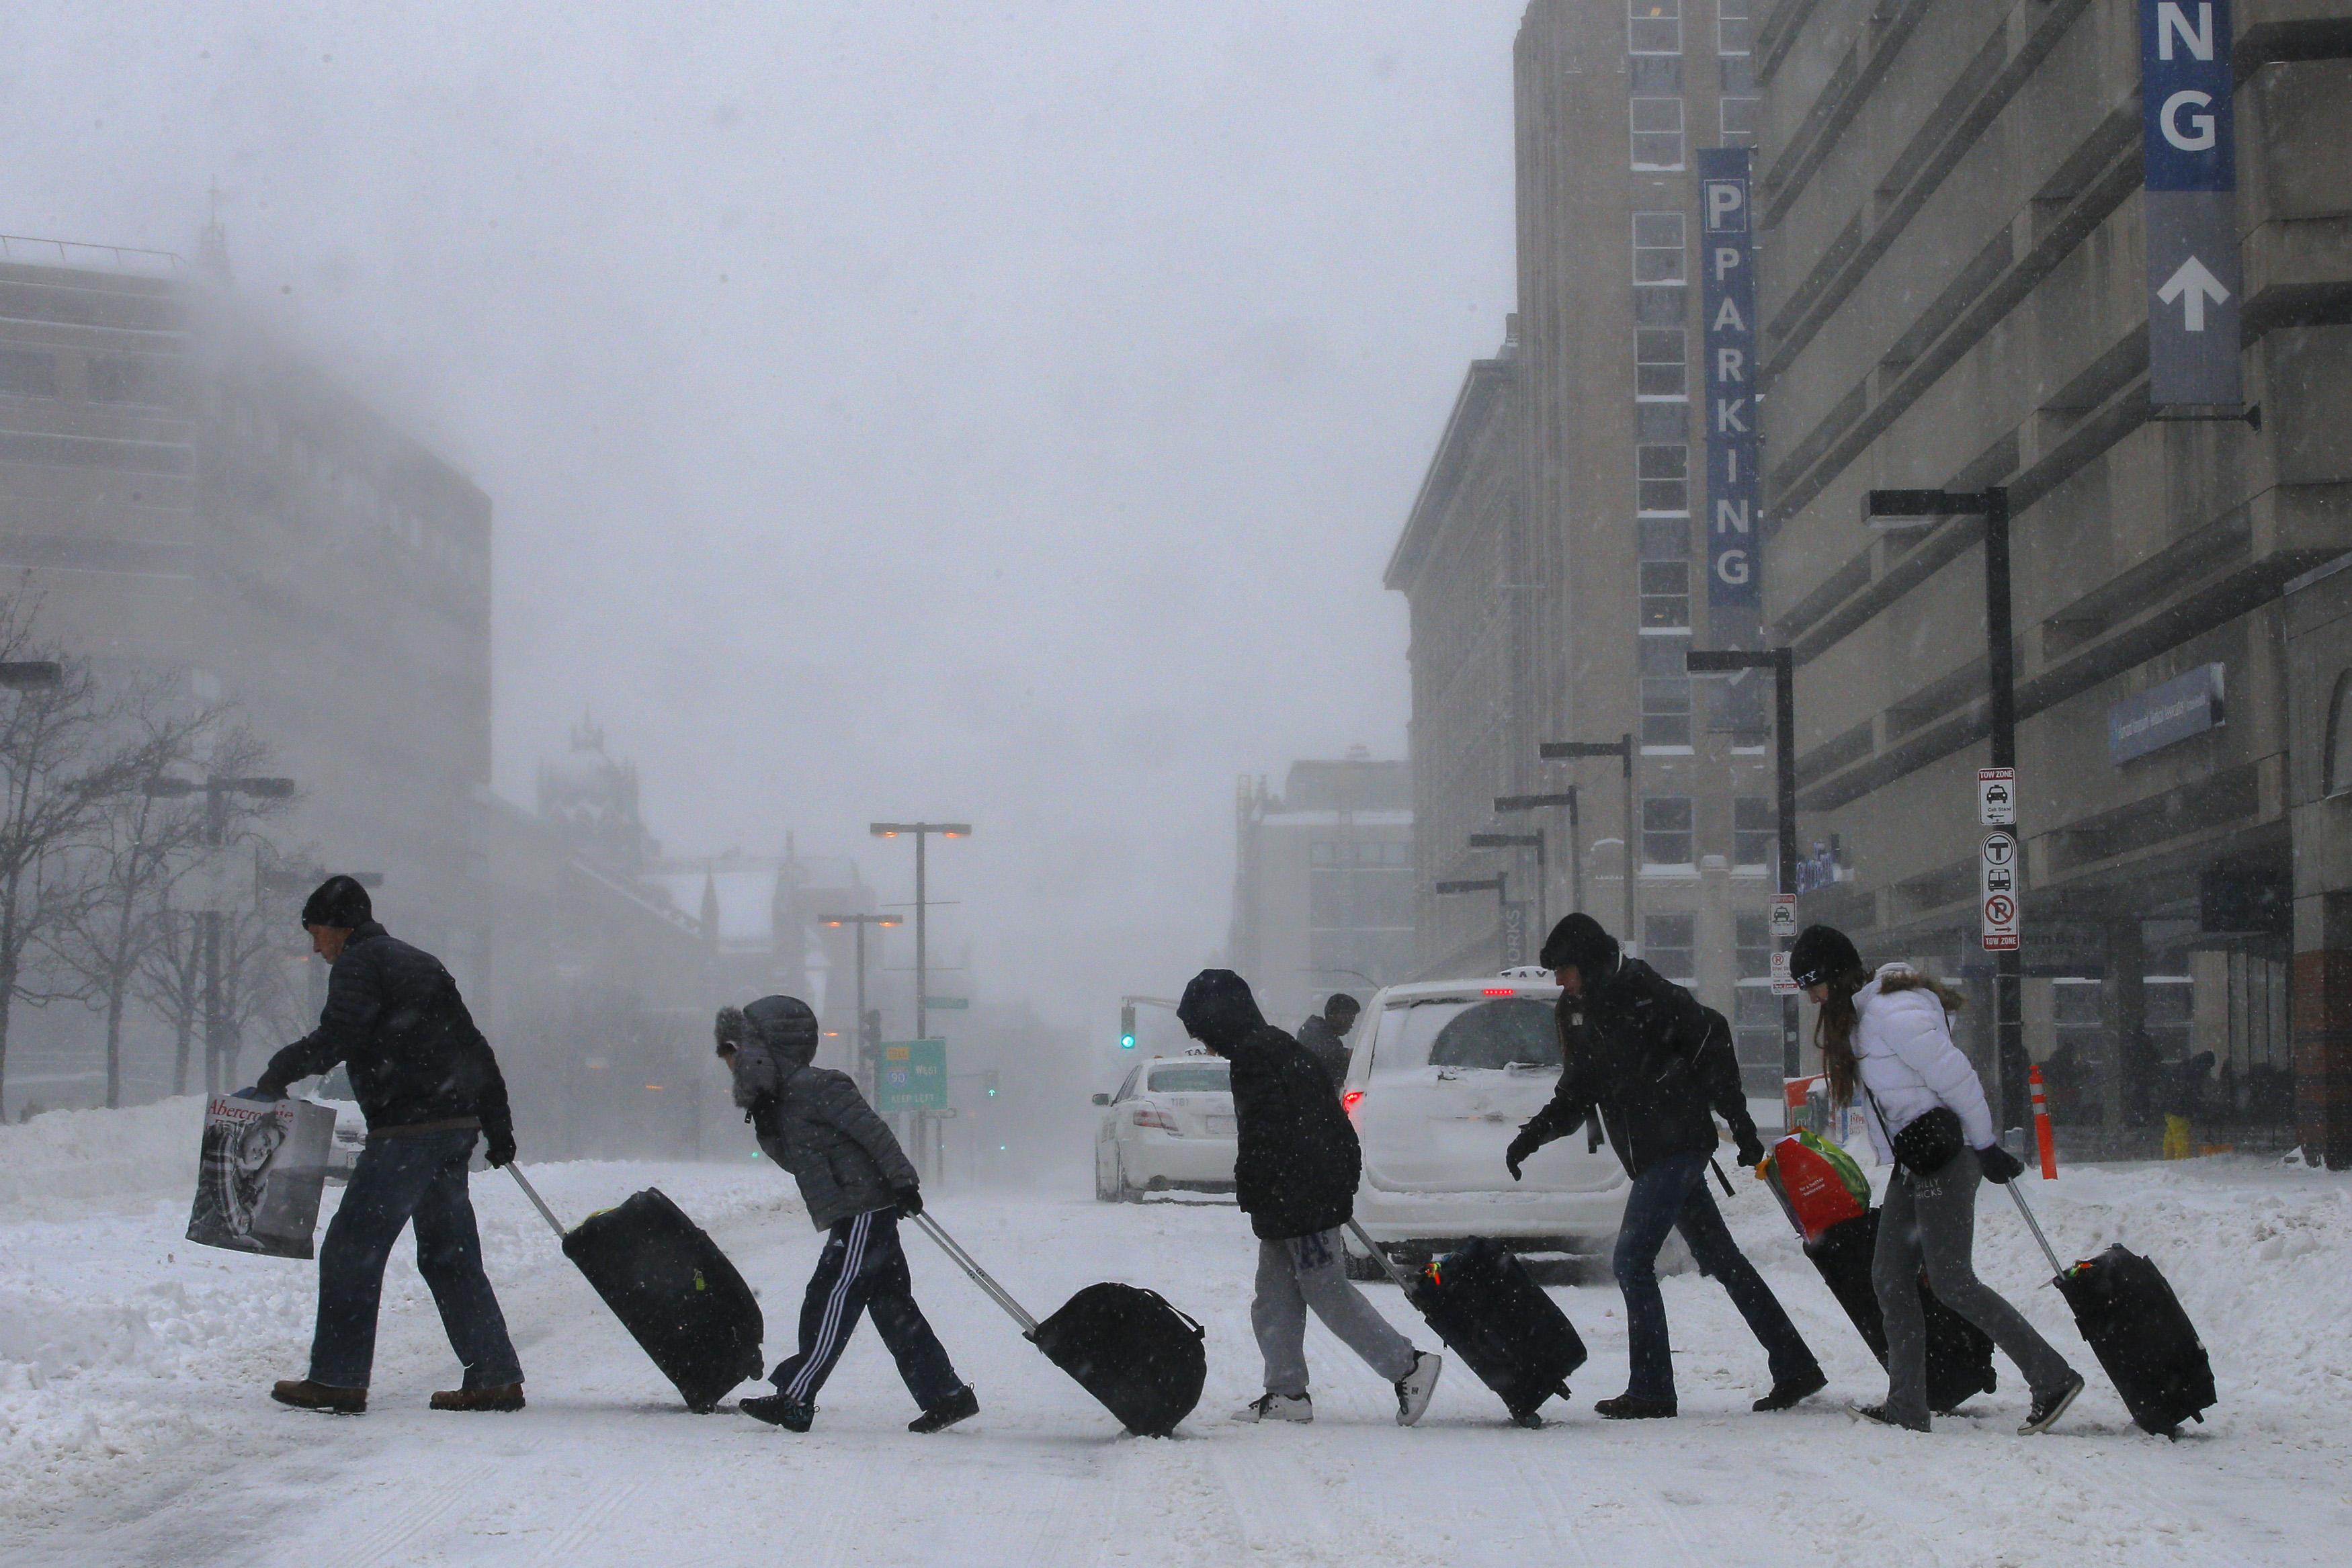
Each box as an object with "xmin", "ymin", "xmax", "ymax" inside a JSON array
[
  {"xmin": 1874, "ymin": 1158, "xmax": 2076, "ymax": 1427},
  {"xmin": 1253, "ymin": 1228, "xmax": 1418, "ymax": 1397}
]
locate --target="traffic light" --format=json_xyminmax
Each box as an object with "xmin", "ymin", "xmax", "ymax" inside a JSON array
[
  {"xmin": 1120, "ymin": 1002, "xmax": 1137, "ymax": 1050},
  {"xmin": 982, "ymin": 1070, "xmax": 1000, "ymax": 1097}
]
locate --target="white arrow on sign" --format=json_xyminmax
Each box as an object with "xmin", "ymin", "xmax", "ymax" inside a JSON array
[{"xmin": 2157, "ymin": 255, "xmax": 2230, "ymax": 332}]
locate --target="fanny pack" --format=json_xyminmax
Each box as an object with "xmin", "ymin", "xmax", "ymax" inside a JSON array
[{"xmin": 1865, "ymin": 1088, "xmax": 1964, "ymax": 1178}]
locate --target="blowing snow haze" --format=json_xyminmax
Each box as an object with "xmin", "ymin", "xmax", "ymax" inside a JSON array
[{"xmin": 0, "ymin": 1, "xmax": 1519, "ymax": 1031}]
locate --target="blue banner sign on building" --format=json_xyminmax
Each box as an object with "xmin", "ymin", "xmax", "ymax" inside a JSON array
[
  {"xmin": 1697, "ymin": 146, "xmax": 1759, "ymax": 609},
  {"xmin": 2141, "ymin": 0, "xmax": 2242, "ymax": 406},
  {"xmin": 2109, "ymin": 662, "xmax": 2226, "ymax": 765}
]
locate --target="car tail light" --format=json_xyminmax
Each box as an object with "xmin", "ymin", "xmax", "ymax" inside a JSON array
[
  {"xmin": 1342, "ymin": 1089, "xmax": 1364, "ymax": 1121},
  {"xmin": 1132, "ymin": 1105, "xmax": 1178, "ymax": 1132}
]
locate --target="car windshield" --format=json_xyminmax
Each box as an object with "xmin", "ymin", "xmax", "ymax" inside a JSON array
[
  {"xmin": 1374, "ymin": 996, "xmax": 1562, "ymax": 1072},
  {"xmin": 1148, "ymin": 1063, "xmax": 1229, "ymax": 1094}
]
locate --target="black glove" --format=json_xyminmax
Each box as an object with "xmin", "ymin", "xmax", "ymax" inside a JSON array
[
  {"xmin": 1735, "ymin": 1130, "xmax": 1767, "ymax": 1170},
  {"xmin": 233, "ymin": 1084, "xmax": 285, "ymax": 1103},
  {"xmin": 893, "ymin": 1182, "xmax": 923, "ymax": 1217},
  {"xmin": 1505, "ymin": 1128, "xmax": 1542, "ymax": 1182},
  {"xmin": 1975, "ymin": 1143, "xmax": 2025, "ymax": 1184},
  {"xmin": 485, "ymin": 1130, "xmax": 517, "ymax": 1169}
]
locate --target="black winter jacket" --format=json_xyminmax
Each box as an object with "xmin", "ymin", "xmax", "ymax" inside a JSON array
[
  {"xmin": 1179, "ymin": 970, "xmax": 1359, "ymax": 1241},
  {"xmin": 1294, "ymin": 1016, "xmax": 1351, "ymax": 1091},
  {"xmin": 1515, "ymin": 955, "xmax": 1755, "ymax": 1177},
  {"xmin": 726, "ymin": 997, "xmax": 917, "ymax": 1229},
  {"xmin": 258, "ymin": 922, "xmax": 512, "ymax": 1143}
]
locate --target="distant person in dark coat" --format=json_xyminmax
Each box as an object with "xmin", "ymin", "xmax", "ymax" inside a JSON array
[
  {"xmin": 720, "ymin": 994, "xmax": 975, "ymax": 1435},
  {"xmin": 1295, "ymin": 993, "xmax": 1361, "ymax": 1090},
  {"xmin": 250, "ymin": 875, "xmax": 523, "ymax": 1415},
  {"xmin": 1507, "ymin": 914, "xmax": 1823, "ymax": 1420},
  {"xmin": 1177, "ymin": 969, "xmax": 1441, "ymax": 1426}
]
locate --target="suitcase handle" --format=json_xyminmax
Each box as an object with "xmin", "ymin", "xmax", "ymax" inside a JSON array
[
  {"xmin": 1344, "ymin": 1220, "xmax": 1419, "ymax": 1291},
  {"xmin": 2003, "ymin": 1181, "xmax": 2066, "ymax": 1282},
  {"xmin": 507, "ymin": 1164, "xmax": 570, "ymax": 1240},
  {"xmin": 910, "ymin": 1212, "xmax": 1041, "ymax": 1334},
  {"xmin": 1142, "ymin": 1290, "xmax": 1206, "ymax": 1341}
]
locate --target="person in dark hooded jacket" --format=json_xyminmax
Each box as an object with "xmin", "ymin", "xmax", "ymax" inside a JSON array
[
  {"xmin": 1177, "ymin": 969, "xmax": 1442, "ymax": 1426},
  {"xmin": 1506, "ymin": 914, "xmax": 1823, "ymax": 1420},
  {"xmin": 717, "ymin": 994, "xmax": 975, "ymax": 1434},
  {"xmin": 1294, "ymin": 993, "xmax": 1359, "ymax": 1090}
]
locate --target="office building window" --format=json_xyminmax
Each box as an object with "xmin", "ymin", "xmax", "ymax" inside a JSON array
[
  {"xmin": 1635, "ymin": 327, "xmax": 1688, "ymax": 401},
  {"xmin": 1718, "ymin": 0, "xmax": 1752, "ymax": 56},
  {"xmin": 1630, "ymin": 97, "xmax": 1686, "ymax": 171},
  {"xmin": 1632, "ymin": 213, "xmax": 1687, "ymax": 286},
  {"xmin": 1642, "ymin": 675, "xmax": 1692, "ymax": 746},
  {"xmin": 1734, "ymin": 797, "xmax": 1774, "ymax": 869},
  {"xmin": 1628, "ymin": 1, "xmax": 1682, "ymax": 55},
  {"xmin": 87, "ymin": 357, "xmax": 173, "ymax": 408},
  {"xmin": 1642, "ymin": 796, "xmax": 1695, "ymax": 867},
  {"xmin": 1720, "ymin": 96, "xmax": 1760, "ymax": 141},
  {"xmin": 1645, "ymin": 913, "xmax": 1697, "ymax": 983},
  {"xmin": 1639, "ymin": 560, "xmax": 1691, "ymax": 634},
  {"xmin": 1636, "ymin": 443, "xmax": 1690, "ymax": 515},
  {"xmin": 0, "ymin": 349, "xmax": 57, "ymax": 400}
]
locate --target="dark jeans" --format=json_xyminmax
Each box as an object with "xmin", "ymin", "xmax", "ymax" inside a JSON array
[
  {"xmin": 1613, "ymin": 1149, "xmax": 1818, "ymax": 1403},
  {"xmin": 770, "ymin": 1208, "xmax": 962, "ymax": 1410},
  {"xmin": 310, "ymin": 1129, "xmax": 522, "ymax": 1391}
]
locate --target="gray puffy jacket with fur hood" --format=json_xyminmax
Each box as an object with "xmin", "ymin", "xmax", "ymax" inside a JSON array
[{"xmin": 719, "ymin": 996, "xmax": 917, "ymax": 1229}]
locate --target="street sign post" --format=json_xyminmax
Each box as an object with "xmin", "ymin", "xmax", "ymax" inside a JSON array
[
  {"xmin": 1978, "ymin": 767, "xmax": 2016, "ymax": 827},
  {"xmin": 922, "ymin": 996, "xmax": 969, "ymax": 1012},
  {"xmin": 1768, "ymin": 893, "xmax": 1798, "ymax": 938},
  {"xmin": 1980, "ymin": 832, "xmax": 2021, "ymax": 951},
  {"xmin": 2142, "ymin": 0, "xmax": 2241, "ymax": 407},
  {"xmin": 1769, "ymin": 952, "xmax": 1798, "ymax": 995},
  {"xmin": 876, "ymin": 1039, "xmax": 948, "ymax": 1113}
]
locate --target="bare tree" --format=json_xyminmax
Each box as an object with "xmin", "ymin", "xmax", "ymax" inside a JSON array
[{"xmin": 137, "ymin": 898, "xmax": 206, "ymax": 1098}]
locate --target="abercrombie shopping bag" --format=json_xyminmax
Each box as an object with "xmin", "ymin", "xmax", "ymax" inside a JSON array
[{"xmin": 187, "ymin": 1094, "xmax": 336, "ymax": 1258}]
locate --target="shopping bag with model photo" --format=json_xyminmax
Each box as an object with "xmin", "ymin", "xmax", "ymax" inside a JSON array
[{"xmin": 187, "ymin": 1092, "xmax": 337, "ymax": 1258}]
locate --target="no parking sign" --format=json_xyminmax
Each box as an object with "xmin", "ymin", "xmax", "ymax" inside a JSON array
[{"xmin": 1980, "ymin": 832, "xmax": 2021, "ymax": 951}]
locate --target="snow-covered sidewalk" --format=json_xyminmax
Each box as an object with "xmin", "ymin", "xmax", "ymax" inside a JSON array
[{"xmin": 3, "ymin": 1100, "xmax": 2348, "ymax": 1565}]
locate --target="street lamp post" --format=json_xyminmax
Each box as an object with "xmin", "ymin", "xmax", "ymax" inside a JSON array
[
  {"xmin": 145, "ymin": 773, "xmax": 296, "ymax": 1093},
  {"xmin": 1435, "ymin": 873, "xmax": 1509, "ymax": 969},
  {"xmin": 1467, "ymin": 831, "xmax": 1547, "ymax": 935},
  {"xmin": 1540, "ymin": 735, "xmax": 1637, "ymax": 953},
  {"xmin": 1496, "ymin": 790, "xmax": 1581, "ymax": 922},
  {"xmin": 1687, "ymin": 646, "xmax": 1800, "ymax": 1077},
  {"xmin": 819, "ymin": 912, "xmax": 902, "ymax": 1098},
  {"xmin": 1863, "ymin": 484, "xmax": 2025, "ymax": 1133},
  {"xmin": 869, "ymin": 822, "xmax": 970, "ymax": 1178}
]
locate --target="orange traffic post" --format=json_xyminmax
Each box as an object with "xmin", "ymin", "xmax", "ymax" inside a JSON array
[{"xmin": 2029, "ymin": 1063, "xmax": 2058, "ymax": 1180}]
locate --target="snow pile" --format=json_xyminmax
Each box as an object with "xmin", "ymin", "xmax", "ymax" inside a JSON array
[{"xmin": 0, "ymin": 1095, "xmax": 207, "ymax": 1220}]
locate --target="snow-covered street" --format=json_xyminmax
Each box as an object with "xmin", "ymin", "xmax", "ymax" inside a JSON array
[{"xmin": 4, "ymin": 1099, "xmax": 2348, "ymax": 1567}]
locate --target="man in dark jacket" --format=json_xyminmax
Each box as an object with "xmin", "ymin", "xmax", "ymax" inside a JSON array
[
  {"xmin": 1506, "ymin": 914, "xmax": 1822, "ymax": 1419},
  {"xmin": 718, "ymin": 995, "xmax": 974, "ymax": 1434},
  {"xmin": 1294, "ymin": 992, "xmax": 1359, "ymax": 1090},
  {"xmin": 249, "ymin": 876, "xmax": 523, "ymax": 1415},
  {"xmin": 1177, "ymin": 969, "xmax": 1441, "ymax": 1426}
]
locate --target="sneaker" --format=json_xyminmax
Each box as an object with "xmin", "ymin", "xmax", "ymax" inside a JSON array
[
  {"xmin": 431, "ymin": 1383, "xmax": 524, "ymax": 1412},
  {"xmin": 1394, "ymin": 1350, "xmax": 1443, "ymax": 1427},
  {"xmin": 2018, "ymin": 1370, "xmax": 2085, "ymax": 1436},
  {"xmin": 1235, "ymin": 1391, "xmax": 1313, "ymax": 1424},
  {"xmin": 1593, "ymin": 1392, "xmax": 1677, "ymax": 1420},
  {"xmin": 908, "ymin": 1385, "xmax": 979, "ymax": 1434},
  {"xmin": 1850, "ymin": 1401, "xmax": 1929, "ymax": 1433},
  {"xmin": 271, "ymin": 1379, "xmax": 366, "ymax": 1414},
  {"xmin": 1753, "ymin": 1367, "xmax": 1829, "ymax": 1412},
  {"xmin": 739, "ymin": 1393, "xmax": 815, "ymax": 1432}
]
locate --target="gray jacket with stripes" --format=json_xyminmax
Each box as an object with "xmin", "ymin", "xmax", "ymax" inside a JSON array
[{"xmin": 730, "ymin": 1043, "xmax": 918, "ymax": 1229}]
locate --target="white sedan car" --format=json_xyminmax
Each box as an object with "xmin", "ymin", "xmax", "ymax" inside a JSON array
[
  {"xmin": 1093, "ymin": 1054, "xmax": 1236, "ymax": 1201},
  {"xmin": 1339, "ymin": 970, "xmax": 1630, "ymax": 1276}
]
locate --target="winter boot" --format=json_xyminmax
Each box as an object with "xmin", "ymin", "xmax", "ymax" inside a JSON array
[
  {"xmin": 1235, "ymin": 1392, "xmax": 1313, "ymax": 1423},
  {"xmin": 909, "ymin": 1385, "xmax": 979, "ymax": 1434},
  {"xmin": 2017, "ymin": 1370, "xmax": 2085, "ymax": 1436},
  {"xmin": 1593, "ymin": 1392, "xmax": 1677, "ymax": 1420},
  {"xmin": 431, "ymin": 1383, "xmax": 525, "ymax": 1412},
  {"xmin": 1753, "ymin": 1367, "xmax": 1829, "ymax": 1412},
  {"xmin": 1849, "ymin": 1402, "xmax": 1929, "ymax": 1433},
  {"xmin": 740, "ymin": 1393, "xmax": 816, "ymax": 1432},
  {"xmin": 271, "ymin": 1379, "xmax": 366, "ymax": 1414},
  {"xmin": 1394, "ymin": 1350, "xmax": 1443, "ymax": 1428}
]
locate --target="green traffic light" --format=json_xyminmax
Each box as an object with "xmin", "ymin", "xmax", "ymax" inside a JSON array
[{"xmin": 1120, "ymin": 1034, "xmax": 1136, "ymax": 1049}]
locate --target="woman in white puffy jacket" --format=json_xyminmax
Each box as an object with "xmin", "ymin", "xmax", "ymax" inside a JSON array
[{"xmin": 1788, "ymin": 924, "xmax": 2083, "ymax": 1436}]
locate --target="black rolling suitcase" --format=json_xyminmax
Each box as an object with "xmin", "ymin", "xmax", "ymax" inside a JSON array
[
  {"xmin": 2005, "ymin": 1187, "xmax": 2216, "ymax": 1437},
  {"xmin": 1804, "ymin": 1210, "xmax": 1999, "ymax": 1414},
  {"xmin": 913, "ymin": 1213, "xmax": 1205, "ymax": 1436},
  {"xmin": 509, "ymin": 1168, "xmax": 765, "ymax": 1413},
  {"xmin": 1348, "ymin": 1223, "xmax": 1585, "ymax": 1426}
]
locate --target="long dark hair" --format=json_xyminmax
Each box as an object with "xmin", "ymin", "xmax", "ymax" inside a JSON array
[{"xmin": 1816, "ymin": 964, "xmax": 1966, "ymax": 1107}]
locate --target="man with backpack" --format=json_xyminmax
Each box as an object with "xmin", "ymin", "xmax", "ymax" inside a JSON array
[
  {"xmin": 1177, "ymin": 969, "xmax": 1443, "ymax": 1426},
  {"xmin": 1505, "ymin": 914, "xmax": 1824, "ymax": 1419},
  {"xmin": 718, "ymin": 995, "xmax": 977, "ymax": 1434}
]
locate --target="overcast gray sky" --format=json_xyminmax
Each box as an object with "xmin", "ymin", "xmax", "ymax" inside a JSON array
[{"xmin": 1, "ymin": 1, "xmax": 1521, "ymax": 1032}]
